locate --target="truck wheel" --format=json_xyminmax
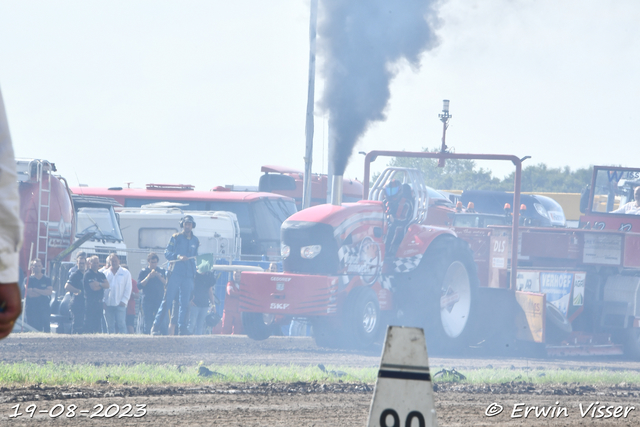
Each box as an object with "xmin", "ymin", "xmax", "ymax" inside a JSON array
[
  {"xmin": 419, "ymin": 237, "xmax": 479, "ymax": 353},
  {"xmin": 624, "ymin": 329, "xmax": 640, "ymax": 360},
  {"xmin": 242, "ymin": 312, "xmax": 273, "ymax": 341},
  {"xmin": 344, "ymin": 287, "xmax": 382, "ymax": 349}
]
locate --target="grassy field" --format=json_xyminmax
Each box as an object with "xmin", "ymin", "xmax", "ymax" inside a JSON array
[
  {"xmin": 0, "ymin": 363, "xmax": 376, "ymax": 386},
  {"xmin": 0, "ymin": 362, "xmax": 639, "ymax": 387}
]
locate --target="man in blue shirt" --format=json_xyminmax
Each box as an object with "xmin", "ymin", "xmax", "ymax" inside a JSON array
[{"xmin": 151, "ymin": 215, "xmax": 199, "ymax": 335}]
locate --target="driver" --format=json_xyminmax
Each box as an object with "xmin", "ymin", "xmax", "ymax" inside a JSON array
[
  {"xmin": 612, "ymin": 187, "xmax": 640, "ymax": 215},
  {"xmin": 383, "ymin": 180, "xmax": 414, "ymax": 256}
]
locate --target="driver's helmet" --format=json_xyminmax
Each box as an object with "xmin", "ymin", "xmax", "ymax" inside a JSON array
[{"xmin": 384, "ymin": 180, "xmax": 402, "ymax": 200}]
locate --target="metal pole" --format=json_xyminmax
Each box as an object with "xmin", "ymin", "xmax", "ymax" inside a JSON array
[
  {"xmin": 510, "ymin": 160, "xmax": 522, "ymax": 291},
  {"xmin": 301, "ymin": 0, "xmax": 318, "ymax": 210},
  {"xmin": 331, "ymin": 175, "xmax": 343, "ymax": 206}
]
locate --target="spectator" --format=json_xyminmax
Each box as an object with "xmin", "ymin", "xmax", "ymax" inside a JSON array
[
  {"xmin": 102, "ymin": 253, "xmax": 132, "ymax": 334},
  {"xmin": 67, "ymin": 251, "xmax": 87, "ymax": 275},
  {"xmin": 222, "ymin": 271, "xmax": 243, "ymax": 335},
  {"xmin": 613, "ymin": 187, "xmax": 640, "ymax": 215},
  {"xmin": 189, "ymin": 261, "xmax": 216, "ymax": 335},
  {"xmin": 24, "ymin": 258, "xmax": 52, "ymax": 332},
  {"xmin": 137, "ymin": 253, "xmax": 167, "ymax": 334},
  {"xmin": 151, "ymin": 215, "xmax": 199, "ymax": 336},
  {"xmin": 65, "ymin": 253, "xmax": 87, "ymax": 334},
  {"xmin": 126, "ymin": 277, "xmax": 140, "ymax": 334},
  {"xmin": 83, "ymin": 256, "xmax": 108, "ymax": 333}
]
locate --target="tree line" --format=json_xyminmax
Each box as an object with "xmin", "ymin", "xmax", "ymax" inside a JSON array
[{"xmin": 381, "ymin": 148, "xmax": 592, "ymax": 193}]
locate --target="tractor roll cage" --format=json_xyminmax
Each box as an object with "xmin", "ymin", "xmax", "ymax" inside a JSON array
[
  {"xmin": 362, "ymin": 150, "xmax": 523, "ymax": 290},
  {"xmin": 369, "ymin": 167, "xmax": 430, "ymax": 224}
]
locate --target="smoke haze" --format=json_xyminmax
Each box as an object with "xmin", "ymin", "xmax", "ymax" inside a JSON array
[{"xmin": 318, "ymin": 0, "xmax": 440, "ymax": 175}]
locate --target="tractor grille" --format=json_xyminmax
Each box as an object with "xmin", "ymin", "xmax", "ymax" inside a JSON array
[{"xmin": 282, "ymin": 221, "xmax": 338, "ymax": 275}]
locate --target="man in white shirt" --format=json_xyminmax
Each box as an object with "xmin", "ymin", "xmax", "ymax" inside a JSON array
[
  {"xmin": 102, "ymin": 253, "xmax": 132, "ymax": 334},
  {"xmin": 613, "ymin": 187, "xmax": 640, "ymax": 215},
  {"xmin": 0, "ymin": 86, "xmax": 23, "ymax": 340}
]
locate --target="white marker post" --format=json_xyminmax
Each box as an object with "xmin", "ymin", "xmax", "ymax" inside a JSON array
[{"xmin": 367, "ymin": 326, "xmax": 438, "ymax": 427}]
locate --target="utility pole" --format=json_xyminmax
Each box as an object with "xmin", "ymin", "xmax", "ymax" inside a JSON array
[
  {"xmin": 437, "ymin": 99, "xmax": 452, "ymax": 167},
  {"xmin": 327, "ymin": 121, "xmax": 333, "ymax": 204},
  {"xmin": 301, "ymin": 0, "xmax": 318, "ymax": 210}
]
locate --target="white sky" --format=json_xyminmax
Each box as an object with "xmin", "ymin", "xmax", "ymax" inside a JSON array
[{"xmin": 1, "ymin": 0, "xmax": 638, "ymax": 191}]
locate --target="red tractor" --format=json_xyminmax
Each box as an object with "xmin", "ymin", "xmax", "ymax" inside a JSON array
[
  {"xmin": 240, "ymin": 153, "xmax": 640, "ymax": 357},
  {"xmin": 239, "ymin": 151, "xmax": 526, "ymax": 351}
]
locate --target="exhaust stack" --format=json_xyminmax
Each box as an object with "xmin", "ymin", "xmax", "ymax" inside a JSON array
[{"xmin": 331, "ymin": 175, "xmax": 343, "ymax": 206}]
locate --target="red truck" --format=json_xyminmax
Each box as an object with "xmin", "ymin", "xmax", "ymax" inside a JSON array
[
  {"xmin": 16, "ymin": 158, "xmax": 75, "ymax": 285},
  {"xmin": 240, "ymin": 151, "xmax": 640, "ymax": 358},
  {"xmin": 258, "ymin": 165, "xmax": 364, "ymax": 209}
]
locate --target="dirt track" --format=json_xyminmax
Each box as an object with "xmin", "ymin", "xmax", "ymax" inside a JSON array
[{"xmin": 2, "ymin": 334, "xmax": 640, "ymax": 425}]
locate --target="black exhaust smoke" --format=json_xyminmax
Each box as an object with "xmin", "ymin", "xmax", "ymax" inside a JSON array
[{"xmin": 318, "ymin": 0, "xmax": 440, "ymax": 175}]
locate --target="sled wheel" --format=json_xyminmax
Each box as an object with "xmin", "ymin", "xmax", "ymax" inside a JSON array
[{"xmin": 242, "ymin": 312, "xmax": 273, "ymax": 341}]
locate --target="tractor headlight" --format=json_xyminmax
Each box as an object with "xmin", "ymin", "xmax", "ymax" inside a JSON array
[
  {"xmin": 281, "ymin": 244, "xmax": 290, "ymax": 258},
  {"xmin": 300, "ymin": 245, "xmax": 322, "ymax": 259}
]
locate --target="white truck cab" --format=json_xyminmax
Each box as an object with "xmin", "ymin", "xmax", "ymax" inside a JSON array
[{"xmin": 70, "ymin": 195, "xmax": 127, "ymax": 267}]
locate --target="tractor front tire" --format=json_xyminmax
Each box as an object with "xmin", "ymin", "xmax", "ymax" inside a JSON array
[
  {"xmin": 344, "ymin": 287, "xmax": 382, "ymax": 350},
  {"xmin": 242, "ymin": 312, "xmax": 273, "ymax": 341}
]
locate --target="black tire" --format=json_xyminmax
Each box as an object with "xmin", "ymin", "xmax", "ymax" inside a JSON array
[
  {"xmin": 411, "ymin": 236, "xmax": 480, "ymax": 354},
  {"xmin": 624, "ymin": 329, "xmax": 640, "ymax": 360},
  {"xmin": 242, "ymin": 312, "xmax": 273, "ymax": 341},
  {"xmin": 343, "ymin": 287, "xmax": 382, "ymax": 350}
]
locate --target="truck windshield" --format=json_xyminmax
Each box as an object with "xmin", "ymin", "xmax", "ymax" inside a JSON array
[
  {"xmin": 76, "ymin": 207, "xmax": 124, "ymax": 241},
  {"xmin": 252, "ymin": 199, "xmax": 297, "ymax": 241},
  {"xmin": 592, "ymin": 168, "xmax": 640, "ymax": 214}
]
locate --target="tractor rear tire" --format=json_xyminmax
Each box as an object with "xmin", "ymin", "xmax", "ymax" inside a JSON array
[
  {"xmin": 343, "ymin": 287, "xmax": 382, "ymax": 350},
  {"xmin": 242, "ymin": 312, "xmax": 273, "ymax": 341},
  {"xmin": 415, "ymin": 236, "xmax": 480, "ymax": 354}
]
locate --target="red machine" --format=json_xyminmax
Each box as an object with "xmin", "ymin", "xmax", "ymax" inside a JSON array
[
  {"xmin": 240, "ymin": 151, "xmax": 640, "ymax": 358},
  {"xmin": 579, "ymin": 166, "xmax": 640, "ymax": 232},
  {"xmin": 17, "ymin": 159, "xmax": 75, "ymax": 280},
  {"xmin": 240, "ymin": 152, "xmax": 524, "ymax": 350},
  {"xmin": 258, "ymin": 165, "xmax": 364, "ymax": 209}
]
